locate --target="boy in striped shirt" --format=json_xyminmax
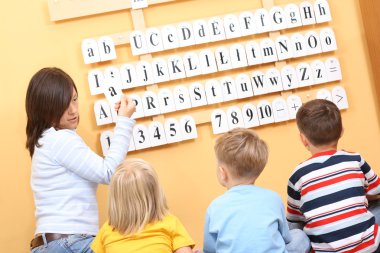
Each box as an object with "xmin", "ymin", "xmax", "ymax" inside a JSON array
[{"xmin": 287, "ymin": 99, "xmax": 380, "ymax": 253}]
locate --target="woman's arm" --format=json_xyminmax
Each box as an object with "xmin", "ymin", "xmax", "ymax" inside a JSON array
[{"xmin": 52, "ymin": 96, "xmax": 136, "ymax": 184}]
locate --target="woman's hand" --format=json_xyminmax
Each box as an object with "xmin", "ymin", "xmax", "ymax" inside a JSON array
[{"xmin": 115, "ymin": 95, "xmax": 136, "ymax": 118}]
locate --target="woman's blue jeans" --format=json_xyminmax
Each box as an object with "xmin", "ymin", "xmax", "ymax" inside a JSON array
[{"xmin": 31, "ymin": 234, "xmax": 94, "ymax": 253}]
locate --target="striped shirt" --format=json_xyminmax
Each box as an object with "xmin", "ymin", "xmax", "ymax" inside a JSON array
[
  {"xmin": 287, "ymin": 150, "xmax": 380, "ymax": 253},
  {"xmin": 31, "ymin": 116, "xmax": 135, "ymax": 235}
]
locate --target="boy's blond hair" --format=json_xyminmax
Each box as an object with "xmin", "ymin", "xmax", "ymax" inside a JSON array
[
  {"xmin": 108, "ymin": 158, "xmax": 168, "ymax": 235},
  {"xmin": 214, "ymin": 128, "xmax": 268, "ymax": 180}
]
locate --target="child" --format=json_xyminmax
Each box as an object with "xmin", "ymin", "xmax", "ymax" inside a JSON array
[
  {"xmin": 287, "ymin": 99, "xmax": 380, "ymax": 252},
  {"xmin": 203, "ymin": 128, "xmax": 310, "ymax": 253},
  {"xmin": 91, "ymin": 158, "xmax": 195, "ymax": 253}
]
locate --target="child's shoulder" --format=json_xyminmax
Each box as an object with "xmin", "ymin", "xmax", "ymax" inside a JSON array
[
  {"xmin": 159, "ymin": 213, "xmax": 184, "ymax": 227},
  {"xmin": 255, "ymin": 186, "xmax": 283, "ymax": 204},
  {"xmin": 162, "ymin": 213, "xmax": 178, "ymax": 223},
  {"xmin": 289, "ymin": 150, "xmax": 364, "ymax": 183},
  {"xmin": 210, "ymin": 185, "xmax": 282, "ymax": 206}
]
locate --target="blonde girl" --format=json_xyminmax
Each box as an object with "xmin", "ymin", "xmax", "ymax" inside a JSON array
[{"xmin": 91, "ymin": 158, "xmax": 195, "ymax": 253}]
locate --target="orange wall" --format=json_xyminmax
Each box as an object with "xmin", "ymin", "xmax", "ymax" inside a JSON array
[{"xmin": 1, "ymin": 0, "xmax": 380, "ymax": 252}]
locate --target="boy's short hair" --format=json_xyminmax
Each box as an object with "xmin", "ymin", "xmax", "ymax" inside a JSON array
[
  {"xmin": 214, "ymin": 128, "xmax": 268, "ymax": 180},
  {"xmin": 296, "ymin": 99, "xmax": 342, "ymax": 146}
]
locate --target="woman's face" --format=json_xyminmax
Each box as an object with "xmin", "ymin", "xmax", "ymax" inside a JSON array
[{"xmin": 57, "ymin": 88, "xmax": 79, "ymax": 130}]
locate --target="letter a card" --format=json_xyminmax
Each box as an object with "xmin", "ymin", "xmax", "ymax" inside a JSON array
[{"xmin": 103, "ymin": 81, "xmax": 123, "ymax": 107}]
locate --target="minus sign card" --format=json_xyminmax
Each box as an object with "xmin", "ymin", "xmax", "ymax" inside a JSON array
[{"xmin": 103, "ymin": 82, "xmax": 123, "ymax": 107}]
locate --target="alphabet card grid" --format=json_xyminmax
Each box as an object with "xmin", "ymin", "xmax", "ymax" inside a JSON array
[{"xmin": 50, "ymin": 0, "xmax": 348, "ymax": 155}]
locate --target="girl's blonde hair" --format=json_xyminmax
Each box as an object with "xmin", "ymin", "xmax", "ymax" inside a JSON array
[{"xmin": 108, "ymin": 158, "xmax": 168, "ymax": 235}]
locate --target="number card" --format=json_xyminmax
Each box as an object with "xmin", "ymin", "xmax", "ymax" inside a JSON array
[
  {"xmin": 100, "ymin": 131, "xmax": 113, "ymax": 156},
  {"xmin": 226, "ymin": 106, "xmax": 245, "ymax": 130},
  {"xmin": 148, "ymin": 121, "xmax": 167, "ymax": 147},
  {"xmin": 180, "ymin": 115, "xmax": 198, "ymax": 140},
  {"xmin": 257, "ymin": 100, "xmax": 275, "ymax": 125},
  {"xmin": 211, "ymin": 109, "xmax": 229, "ymax": 134},
  {"xmin": 133, "ymin": 124, "xmax": 151, "ymax": 150},
  {"xmin": 164, "ymin": 118, "xmax": 182, "ymax": 144},
  {"xmin": 242, "ymin": 103, "xmax": 260, "ymax": 128}
]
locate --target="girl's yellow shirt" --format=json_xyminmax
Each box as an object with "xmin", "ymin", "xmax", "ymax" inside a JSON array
[{"xmin": 91, "ymin": 214, "xmax": 195, "ymax": 253}]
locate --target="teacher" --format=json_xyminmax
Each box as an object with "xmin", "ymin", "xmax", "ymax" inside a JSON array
[{"xmin": 26, "ymin": 67, "xmax": 136, "ymax": 253}]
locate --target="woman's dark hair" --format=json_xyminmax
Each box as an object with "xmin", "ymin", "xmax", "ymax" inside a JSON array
[{"xmin": 25, "ymin": 67, "xmax": 77, "ymax": 157}]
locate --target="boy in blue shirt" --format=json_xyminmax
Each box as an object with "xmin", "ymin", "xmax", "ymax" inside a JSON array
[{"xmin": 203, "ymin": 128, "xmax": 310, "ymax": 253}]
